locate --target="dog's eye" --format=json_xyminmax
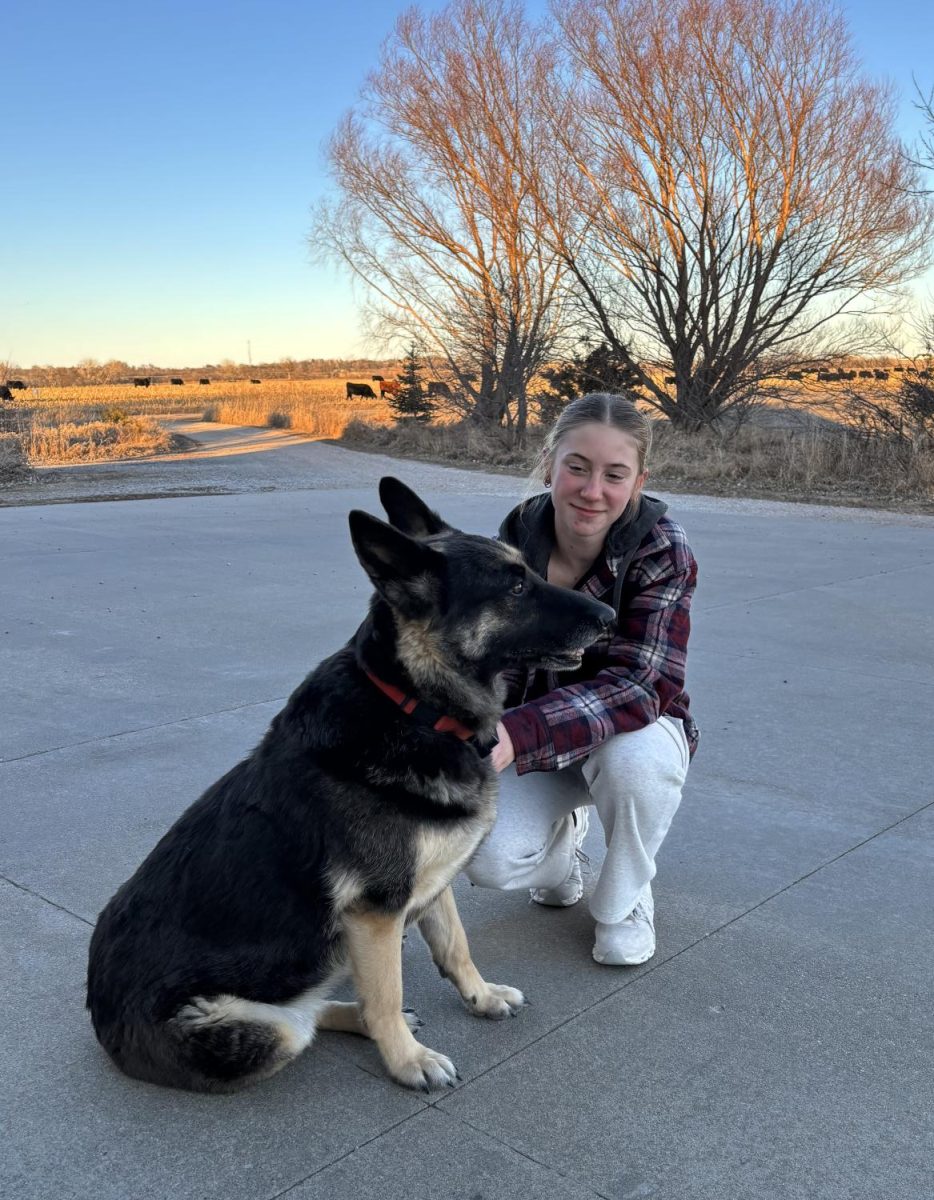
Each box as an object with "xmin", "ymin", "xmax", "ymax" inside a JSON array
[{"xmin": 510, "ymin": 579, "xmax": 525, "ymax": 596}]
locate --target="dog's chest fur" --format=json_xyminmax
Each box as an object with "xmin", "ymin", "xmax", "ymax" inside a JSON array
[
  {"xmin": 407, "ymin": 776, "xmax": 497, "ymax": 914},
  {"xmin": 327, "ymin": 770, "xmax": 498, "ymax": 924}
]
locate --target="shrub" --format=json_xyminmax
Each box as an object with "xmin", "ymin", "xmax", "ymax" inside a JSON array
[
  {"xmin": 267, "ymin": 410, "xmax": 292, "ymax": 429},
  {"xmin": 899, "ymin": 377, "xmax": 934, "ymax": 434},
  {"xmin": 0, "ymin": 433, "xmax": 32, "ymax": 485},
  {"xmin": 98, "ymin": 406, "xmax": 128, "ymax": 423}
]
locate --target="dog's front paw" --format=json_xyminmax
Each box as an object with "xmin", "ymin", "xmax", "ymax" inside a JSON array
[
  {"xmin": 468, "ymin": 982, "xmax": 526, "ymax": 1019},
  {"xmin": 390, "ymin": 1044, "xmax": 458, "ymax": 1091}
]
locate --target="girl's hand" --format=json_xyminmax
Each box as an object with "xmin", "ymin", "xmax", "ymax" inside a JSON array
[{"xmin": 490, "ymin": 721, "xmax": 516, "ymax": 773}]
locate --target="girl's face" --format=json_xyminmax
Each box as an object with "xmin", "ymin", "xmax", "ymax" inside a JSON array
[{"xmin": 549, "ymin": 422, "xmax": 647, "ymax": 550}]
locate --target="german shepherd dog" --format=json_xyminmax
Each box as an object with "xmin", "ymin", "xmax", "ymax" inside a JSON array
[{"xmin": 86, "ymin": 478, "xmax": 614, "ymax": 1092}]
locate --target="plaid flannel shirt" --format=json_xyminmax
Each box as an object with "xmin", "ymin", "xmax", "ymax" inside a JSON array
[{"xmin": 500, "ymin": 513, "xmax": 698, "ymax": 775}]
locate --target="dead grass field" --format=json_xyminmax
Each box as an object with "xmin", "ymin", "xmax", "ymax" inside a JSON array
[
  {"xmin": 196, "ymin": 378, "xmax": 395, "ymax": 437},
  {"xmin": 0, "ymin": 378, "xmax": 394, "ymax": 469}
]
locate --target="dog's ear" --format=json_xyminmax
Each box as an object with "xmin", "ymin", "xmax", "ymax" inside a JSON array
[
  {"xmin": 349, "ymin": 510, "xmax": 444, "ymax": 610},
  {"xmin": 378, "ymin": 477, "xmax": 451, "ymax": 538}
]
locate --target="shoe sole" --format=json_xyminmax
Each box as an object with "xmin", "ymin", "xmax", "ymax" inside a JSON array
[
  {"xmin": 530, "ymin": 887, "xmax": 584, "ymax": 908},
  {"xmin": 592, "ymin": 945, "xmax": 655, "ymax": 966}
]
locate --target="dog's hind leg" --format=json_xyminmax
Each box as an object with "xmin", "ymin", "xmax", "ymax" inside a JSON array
[
  {"xmin": 343, "ymin": 909, "xmax": 456, "ymax": 1091},
  {"xmin": 316, "ymin": 1001, "xmax": 422, "ymax": 1036},
  {"xmin": 417, "ymin": 886, "xmax": 525, "ymax": 1019}
]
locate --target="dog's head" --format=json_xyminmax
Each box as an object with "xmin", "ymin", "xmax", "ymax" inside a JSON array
[{"xmin": 349, "ymin": 479, "xmax": 615, "ymax": 676}]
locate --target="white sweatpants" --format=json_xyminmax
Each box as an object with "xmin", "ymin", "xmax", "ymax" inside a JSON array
[{"xmin": 466, "ymin": 717, "xmax": 690, "ymax": 924}]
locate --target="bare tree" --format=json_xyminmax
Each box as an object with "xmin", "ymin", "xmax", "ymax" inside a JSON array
[
  {"xmin": 534, "ymin": 0, "xmax": 934, "ymax": 430},
  {"xmin": 906, "ymin": 78, "xmax": 934, "ymax": 188},
  {"xmin": 312, "ymin": 0, "xmax": 572, "ymax": 434}
]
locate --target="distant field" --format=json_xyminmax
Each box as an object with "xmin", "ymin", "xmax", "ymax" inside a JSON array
[
  {"xmin": 0, "ymin": 378, "xmax": 397, "ymax": 466},
  {"xmin": 9, "ymin": 378, "xmax": 396, "ymax": 442}
]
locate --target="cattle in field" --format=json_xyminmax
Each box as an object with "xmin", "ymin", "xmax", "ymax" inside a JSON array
[
  {"xmin": 787, "ymin": 371, "xmax": 803, "ymax": 381},
  {"xmin": 0, "ymin": 385, "xmax": 13, "ymax": 403},
  {"xmin": 379, "ymin": 380, "xmax": 401, "ymax": 397},
  {"xmin": 170, "ymin": 378, "xmax": 184, "ymax": 385},
  {"xmin": 250, "ymin": 379, "xmax": 262, "ymax": 384},
  {"xmin": 199, "ymin": 378, "xmax": 211, "ymax": 385},
  {"xmin": 5, "ymin": 379, "xmax": 26, "ymax": 390},
  {"xmin": 874, "ymin": 370, "xmax": 889, "ymax": 381},
  {"xmin": 371, "ymin": 375, "xmax": 384, "ymax": 382},
  {"xmin": 345, "ymin": 381, "xmax": 377, "ymax": 400},
  {"xmin": 133, "ymin": 377, "xmax": 151, "ymax": 387},
  {"xmin": 859, "ymin": 370, "xmax": 873, "ymax": 379},
  {"xmin": 426, "ymin": 381, "xmax": 452, "ymax": 398}
]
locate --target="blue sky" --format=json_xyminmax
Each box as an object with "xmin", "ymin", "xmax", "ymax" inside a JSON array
[{"xmin": 2, "ymin": 0, "xmax": 932, "ymax": 368}]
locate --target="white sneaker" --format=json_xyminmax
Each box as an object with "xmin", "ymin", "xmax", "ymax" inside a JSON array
[
  {"xmin": 530, "ymin": 808, "xmax": 590, "ymax": 907},
  {"xmin": 592, "ymin": 882, "xmax": 655, "ymax": 965}
]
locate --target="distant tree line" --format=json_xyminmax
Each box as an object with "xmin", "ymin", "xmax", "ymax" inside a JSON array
[{"xmin": 8, "ymin": 358, "xmax": 404, "ymax": 388}]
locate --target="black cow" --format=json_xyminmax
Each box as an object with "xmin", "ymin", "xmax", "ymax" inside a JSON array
[
  {"xmin": 250, "ymin": 378, "xmax": 262, "ymax": 384},
  {"xmin": 170, "ymin": 377, "xmax": 184, "ymax": 385},
  {"xmin": 426, "ymin": 381, "xmax": 452, "ymax": 398},
  {"xmin": 0, "ymin": 385, "xmax": 13, "ymax": 403},
  {"xmin": 133, "ymin": 377, "xmax": 151, "ymax": 387},
  {"xmin": 5, "ymin": 379, "xmax": 26, "ymax": 390},
  {"xmin": 371, "ymin": 375, "xmax": 384, "ymax": 382},
  {"xmin": 874, "ymin": 370, "xmax": 889, "ymax": 381},
  {"xmin": 199, "ymin": 378, "xmax": 211, "ymax": 385},
  {"xmin": 346, "ymin": 381, "xmax": 377, "ymax": 400}
]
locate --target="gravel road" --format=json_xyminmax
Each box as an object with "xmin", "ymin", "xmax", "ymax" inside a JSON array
[{"xmin": 0, "ymin": 417, "xmax": 527, "ymax": 506}]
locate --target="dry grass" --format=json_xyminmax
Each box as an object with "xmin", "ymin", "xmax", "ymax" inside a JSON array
[
  {"xmin": 649, "ymin": 421, "xmax": 934, "ymax": 504},
  {"xmin": 15, "ymin": 377, "xmax": 395, "ymax": 428},
  {"xmin": 25, "ymin": 410, "xmax": 173, "ymax": 464},
  {"xmin": 199, "ymin": 378, "xmax": 393, "ymax": 438},
  {"xmin": 340, "ymin": 412, "xmax": 934, "ymax": 510},
  {"xmin": 0, "ymin": 378, "xmax": 392, "ymax": 476},
  {"xmin": 18, "ymin": 383, "xmax": 199, "ymax": 417}
]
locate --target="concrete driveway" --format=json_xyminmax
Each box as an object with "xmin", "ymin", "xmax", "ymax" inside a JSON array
[{"xmin": 2, "ymin": 434, "xmax": 933, "ymax": 1200}]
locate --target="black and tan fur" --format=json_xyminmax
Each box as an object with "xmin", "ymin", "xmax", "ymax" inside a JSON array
[{"xmin": 86, "ymin": 478, "xmax": 614, "ymax": 1092}]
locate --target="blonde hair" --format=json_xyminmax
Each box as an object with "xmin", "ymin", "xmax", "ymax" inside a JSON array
[{"xmin": 534, "ymin": 392, "xmax": 653, "ymax": 486}]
